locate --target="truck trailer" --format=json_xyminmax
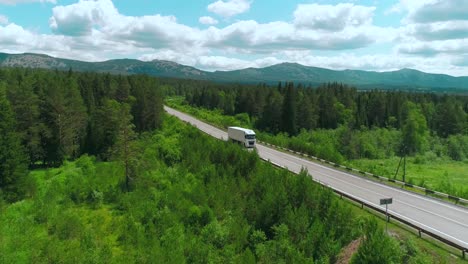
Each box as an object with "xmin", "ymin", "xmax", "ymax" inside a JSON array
[{"xmin": 227, "ymin": 127, "xmax": 256, "ymax": 148}]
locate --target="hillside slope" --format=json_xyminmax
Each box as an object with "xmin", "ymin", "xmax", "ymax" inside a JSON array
[{"xmin": 1, "ymin": 52, "xmax": 468, "ymax": 92}]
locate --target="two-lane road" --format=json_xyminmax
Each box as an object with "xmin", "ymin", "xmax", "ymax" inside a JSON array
[{"xmin": 165, "ymin": 106, "xmax": 468, "ymax": 250}]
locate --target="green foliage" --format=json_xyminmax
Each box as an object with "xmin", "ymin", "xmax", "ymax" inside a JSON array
[
  {"xmin": 351, "ymin": 219, "xmax": 402, "ymax": 264},
  {"xmin": 401, "ymin": 102, "xmax": 429, "ymax": 155},
  {"xmin": 434, "ymin": 97, "xmax": 466, "ymax": 137},
  {"xmin": 172, "ymin": 82, "xmax": 467, "ymax": 158},
  {"xmin": 0, "ymin": 82, "xmax": 28, "ymax": 201},
  {"xmin": 0, "ymin": 116, "xmax": 365, "ymax": 262},
  {"xmin": 1, "ymin": 68, "xmax": 164, "ymax": 167},
  {"xmin": 1, "ymin": 67, "xmax": 466, "ymax": 262},
  {"xmin": 255, "ymin": 224, "xmax": 314, "ymax": 263},
  {"xmin": 281, "ymin": 82, "xmax": 298, "ymax": 135},
  {"xmin": 112, "ymin": 102, "xmax": 138, "ymax": 192},
  {"xmin": 447, "ymin": 134, "xmax": 468, "ymax": 161}
]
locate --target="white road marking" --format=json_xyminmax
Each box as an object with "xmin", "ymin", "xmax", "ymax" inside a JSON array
[{"xmin": 277, "ymin": 147, "xmax": 468, "ymax": 214}]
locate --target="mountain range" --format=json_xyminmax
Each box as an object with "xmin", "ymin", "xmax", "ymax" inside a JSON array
[{"xmin": 1, "ymin": 52, "xmax": 468, "ymax": 93}]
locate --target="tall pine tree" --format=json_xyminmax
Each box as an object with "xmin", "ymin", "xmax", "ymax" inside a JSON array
[
  {"xmin": 0, "ymin": 83, "xmax": 28, "ymax": 201},
  {"xmin": 112, "ymin": 102, "xmax": 137, "ymax": 192},
  {"xmin": 281, "ymin": 82, "xmax": 298, "ymax": 135}
]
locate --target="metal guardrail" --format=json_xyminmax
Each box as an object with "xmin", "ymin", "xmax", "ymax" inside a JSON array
[
  {"xmin": 260, "ymin": 155, "xmax": 468, "ymax": 259},
  {"xmin": 335, "ymin": 188, "xmax": 467, "ymax": 259},
  {"xmin": 257, "ymin": 140, "xmax": 468, "ymax": 206}
]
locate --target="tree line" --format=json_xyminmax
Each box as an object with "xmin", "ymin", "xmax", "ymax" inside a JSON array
[
  {"xmin": 173, "ymin": 81, "xmax": 467, "ymax": 159},
  {"xmin": 0, "ymin": 68, "xmax": 164, "ymax": 200}
]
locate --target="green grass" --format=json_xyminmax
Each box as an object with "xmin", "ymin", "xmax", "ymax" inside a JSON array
[{"xmin": 347, "ymin": 157, "xmax": 468, "ymax": 199}]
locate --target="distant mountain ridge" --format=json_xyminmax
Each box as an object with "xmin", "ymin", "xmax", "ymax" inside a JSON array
[{"xmin": 1, "ymin": 52, "xmax": 468, "ymax": 93}]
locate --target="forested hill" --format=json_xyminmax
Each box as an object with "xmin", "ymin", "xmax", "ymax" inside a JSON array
[{"xmin": 1, "ymin": 52, "xmax": 468, "ymax": 93}]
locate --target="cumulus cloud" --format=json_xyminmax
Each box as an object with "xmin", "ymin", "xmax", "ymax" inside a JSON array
[
  {"xmin": 49, "ymin": 0, "xmax": 202, "ymax": 50},
  {"xmin": 397, "ymin": 39, "xmax": 468, "ymax": 56},
  {"xmin": 389, "ymin": 0, "xmax": 468, "ymax": 23},
  {"xmin": 386, "ymin": 0, "xmax": 435, "ymax": 15},
  {"xmin": 199, "ymin": 16, "xmax": 218, "ymax": 25},
  {"xmin": 393, "ymin": 0, "xmax": 468, "ymax": 63},
  {"xmin": 49, "ymin": 0, "xmax": 118, "ymax": 36},
  {"xmin": 408, "ymin": 0, "xmax": 468, "ymax": 23},
  {"xmin": 293, "ymin": 3, "xmax": 375, "ymax": 31},
  {"xmin": 0, "ymin": 23, "xmax": 34, "ymax": 46},
  {"xmin": 0, "ymin": 23, "xmax": 92, "ymax": 60},
  {"xmin": 0, "ymin": 0, "xmax": 55, "ymax": 4},
  {"xmin": 138, "ymin": 50, "xmax": 282, "ymax": 71},
  {"xmin": 204, "ymin": 19, "xmax": 394, "ymax": 51},
  {"xmin": 207, "ymin": 0, "xmax": 251, "ymax": 18},
  {"xmin": 48, "ymin": 0, "xmax": 390, "ymax": 55},
  {"xmin": 405, "ymin": 21, "xmax": 468, "ymax": 41}
]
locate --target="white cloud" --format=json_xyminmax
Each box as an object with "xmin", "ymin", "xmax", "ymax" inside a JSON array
[
  {"xmin": 386, "ymin": 0, "xmax": 435, "ymax": 15},
  {"xmin": 0, "ymin": 0, "xmax": 55, "ymax": 5},
  {"xmin": 404, "ymin": 21, "xmax": 468, "ymax": 41},
  {"xmin": 293, "ymin": 3, "xmax": 375, "ymax": 31},
  {"xmin": 0, "ymin": 23, "xmax": 34, "ymax": 46},
  {"xmin": 207, "ymin": 0, "xmax": 251, "ymax": 18},
  {"xmin": 48, "ymin": 0, "xmax": 391, "ymax": 55},
  {"xmin": 0, "ymin": 15, "xmax": 8, "ymax": 25},
  {"xmin": 138, "ymin": 50, "xmax": 281, "ymax": 71},
  {"xmin": 397, "ymin": 39, "xmax": 468, "ymax": 56},
  {"xmin": 49, "ymin": 0, "xmax": 119, "ymax": 36},
  {"xmin": 205, "ymin": 19, "xmax": 395, "ymax": 51},
  {"xmin": 408, "ymin": 0, "xmax": 468, "ymax": 23},
  {"xmin": 49, "ymin": 0, "xmax": 202, "ymax": 51},
  {"xmin": 393, "ymin": 0, "xmax": 468, "ymax": 63},
  {"xmin": 389, "ymin": 0, "xmax": 468, "ymax": 23},
  {"xmin": 199, "ymin": 16, "xmax": 218, "ymax": 25}
]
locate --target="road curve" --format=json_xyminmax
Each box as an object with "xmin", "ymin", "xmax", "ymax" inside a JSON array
[{"xmin": 164, "ymin": 106, "xmax": 468, "ymax": 250}]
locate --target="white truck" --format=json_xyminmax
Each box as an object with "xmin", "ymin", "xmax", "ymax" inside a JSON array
[{"xmin": 228, "ymin": 127, "xmax": 256, "ymax": 148}]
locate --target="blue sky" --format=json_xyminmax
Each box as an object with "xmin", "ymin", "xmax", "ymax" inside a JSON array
[{"xmin": 1, "ymin": 0, "xmax": 468, "ymax": 76}]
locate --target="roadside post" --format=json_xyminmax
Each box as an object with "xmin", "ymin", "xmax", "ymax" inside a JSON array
[{"xmin": 380, "ymin": 198, "xmax": 393, "ymax": 232}]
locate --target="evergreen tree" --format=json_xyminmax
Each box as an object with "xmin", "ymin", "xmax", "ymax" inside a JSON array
[
  {"xmin": 281, "ymin": 82, "xmax": 298, "ymax": 135},
  {"xmin": 112, "ymin": 102, "xmax": 137, "ymax": 191},
  {"xmin": 0, "ymin": 83, "xmax": 28, "ymax": 201},
  {"xmin": 257, "ymin": 90, "xmax": 282, "ymax": 133},
  {"xmin": 61, "ymin": 76, "xmax": 88, "ymax": 159},
  {"xmin": 401, "ymin": 102, "xmax": 429, "ymax": 155},
  {"xmin": 116, "ymin": 75, "xmax": 131, "ymax": 102},
  {"xmin": 434, "ymin": 98, "xmax": 466, "ymax": 137},
  {"xmin": 7, "ymin": 73, "xmax": 44, "ymax": 166}
]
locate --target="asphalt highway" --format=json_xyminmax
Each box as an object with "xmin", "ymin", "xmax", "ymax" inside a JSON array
[{"xmin": 165, "ymin": 105, "xmax": 468, "ymax": 250}]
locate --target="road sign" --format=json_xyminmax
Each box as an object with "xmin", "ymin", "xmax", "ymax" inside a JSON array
[
  {"xmin": 380, "ymin": 198, "xmax": 393, "ymax": 205},
  {"xmin": 380, "ymin": 197, "xmax": 393, "ymax": 233}
]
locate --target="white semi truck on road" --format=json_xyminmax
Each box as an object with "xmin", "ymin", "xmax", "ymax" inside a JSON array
[{"xmin": 228, "ymin": 127, "xmax": 256, "ymax": 148}]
